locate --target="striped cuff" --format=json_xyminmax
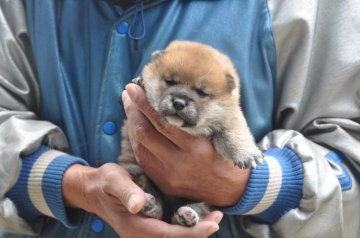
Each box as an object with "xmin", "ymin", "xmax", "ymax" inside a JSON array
[
  {"xmin": 222, "ymin": 147, "xmax": 303, "ymax": 224},
  {"xmin": 6, "ymin": 145, "xmax": 89, "ymax": 227}
]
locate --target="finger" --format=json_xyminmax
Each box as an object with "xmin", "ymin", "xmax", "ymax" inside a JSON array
[
  {"xmin": 164, "ymin": 221, "xmax": 219, "ymax": 238},
  {"xmin": 122, "ymin": 90, "xmax": 180, "ymax": 159},
  {"xmin": 102, "ymin": 164, "xmax": 146, "ymax": 214},
  {"xmin": 202, "ymin": 211, "xmax": 224, "ymax": 224},
  {"xmin": 120, "ymin": 213, "xmax": 219, "ymax": 238},
  {"xmin": 124, "ymin": 141, "xmax": 167, "ymax": 184},
  {"xmin": 124, "ymin": 83, "xmax": 195, "ymax": 150}
]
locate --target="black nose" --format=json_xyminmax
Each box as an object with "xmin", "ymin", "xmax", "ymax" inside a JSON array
[{"xmin": 172, "ymin": 97, "xmax": 188, "ymax": 111}]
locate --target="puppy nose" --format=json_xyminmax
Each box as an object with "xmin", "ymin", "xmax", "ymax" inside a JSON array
[{"xmin": 172, "ymin": 97, "xmax": 188, "ymax": 111}]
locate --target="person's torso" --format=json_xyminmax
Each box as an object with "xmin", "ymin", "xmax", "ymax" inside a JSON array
[{"xmin": 8, "ymin": 0, "xmax": 276, "ymax": 237}]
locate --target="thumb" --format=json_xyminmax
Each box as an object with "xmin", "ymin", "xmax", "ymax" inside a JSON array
[
  {"xmin": 124, "ymin": 83, "xmax": 156, "ymax": 118},
  {"xmin": 125, "ymin": 83, "xmax": 144, "ymax": 103},
  {"xmin": 202, "ymin": 211, "xmax": 223, "ymax": 224},
  {"xmin": 126, "ymin": 192, "xmax": 146, "ymax": 214},
  {"xmin": 105, "ymin": 166, "xmax": 146, "ymax": 214},
  {"xmin": 121, "ymin": 84, "xmax": 149, "ymax": 122},
  {"xmin": 120, "ymin": 176, "xmax": 146, "ymax": 214}
]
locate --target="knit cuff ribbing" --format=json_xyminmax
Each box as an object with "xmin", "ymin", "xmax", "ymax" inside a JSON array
[
  {"xmin": 6, "ymin": 145, "xmax": 89, "ymax": 228},
  {"xmin": 222, "ymin": 147, "xmax": 303, "ymax": 224}
]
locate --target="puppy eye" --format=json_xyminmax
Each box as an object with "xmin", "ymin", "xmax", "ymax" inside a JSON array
[
  {"xmin": 165, "ymin": 79, "xmax": 178, "ymax": 87},
  {"xmin": 195, "ymin": 88, "xmax": 209, "ymax": 98}
]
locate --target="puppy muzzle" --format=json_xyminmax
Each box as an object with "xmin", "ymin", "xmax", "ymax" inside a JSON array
[{"xmin": 159, "ymin": 91, "xmax": 199, "ymax": 127}]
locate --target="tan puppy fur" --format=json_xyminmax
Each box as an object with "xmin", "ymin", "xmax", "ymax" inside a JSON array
[{"xmin": 119, "ymin": 41, "xmax": 263, "ymax": 226}]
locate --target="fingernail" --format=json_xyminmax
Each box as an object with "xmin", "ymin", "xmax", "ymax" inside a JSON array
[
  {"xmin": 121, "ymin": 90, "xmax": 130, "ymax": 105},
  {"xmin": 127, "ymin": 193, "xmax": 139, "ymax": 213},
  {"xmin": 214, "ymin": 211, "xmax": 224, "ymax": 223},
  {"xmin": 125, "ymin": 84, "xmax": 138, "ymax": 101}
]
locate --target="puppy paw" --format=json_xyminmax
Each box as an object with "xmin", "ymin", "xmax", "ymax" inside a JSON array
[
  {"xmin": 131, "ymin": 76, "xmax": 144, "ymax": 88},
  {"xmin": 233, "ymin": 148, "xmax": 264, "ymax": 169},
  {"xmin": 172, "ymin": 206, "xmax": 200, "ymax": 227},
  {"xmin": 141, "ymin": 193, "xmax": 163, "ymax": 220}
]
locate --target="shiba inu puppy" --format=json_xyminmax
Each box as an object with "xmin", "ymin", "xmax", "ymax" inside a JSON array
[{"xmin": 119, "ymin": 41, "xmax": 263, "ymax": 226}]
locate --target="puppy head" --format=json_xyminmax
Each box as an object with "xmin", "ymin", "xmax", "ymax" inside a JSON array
[{"xmin": 140, "ymin": 41, "xmax": 240, "ymax": 135}]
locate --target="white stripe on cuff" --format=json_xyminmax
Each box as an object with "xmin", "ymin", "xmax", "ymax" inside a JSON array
[
  {"xmin": 245, "ymin": 156, "xmax": 283, "ymax": 214},
  {"xmin": 27, "ymin": 150, "xmax": 66, "ymax": 218}
]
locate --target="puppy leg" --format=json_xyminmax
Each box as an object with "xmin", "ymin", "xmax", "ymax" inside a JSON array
[
  {"xmin": 172, "ymin": 202, "xmax": 211, "ymax": 227},
  {"xmin": 213, "ymin": 130, "xmax": 263, "ymax": 169},
  {"xmin": 142, "ymin": 193, "xmax": 163, "ymax": 220}
]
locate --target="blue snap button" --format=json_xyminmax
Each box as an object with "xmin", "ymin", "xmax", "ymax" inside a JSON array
[
  {"xmin": 102, "ymin": 121, "xmax": 117, "ymax": 135},
  {"xmin": 117, "ymin": 22, "xmax": 129, "ymax": 34},
  {"xmin": 91, "ymin": 218, "xmax": 104, "ymax": 233}
]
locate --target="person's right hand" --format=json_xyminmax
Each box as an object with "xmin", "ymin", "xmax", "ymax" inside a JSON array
[{"xmin": 62, "ymin": 163, "xmax": 223, "ymax": 238}]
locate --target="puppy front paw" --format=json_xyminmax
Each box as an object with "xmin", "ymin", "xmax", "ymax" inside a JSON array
[
  {"xmin": 172, "ymin": 206, "xmax": 200, "ymax": 227},
  {"xmin": 233, "ymin": 148, "xmax": 264, "ymax": 169},
  {"xmin": 141, "ymin": 193, "xmax": 163, "ymax": 220},
  {"xmin": 131, "ymin": 76, "xmax": 144, "ymax": 88}
]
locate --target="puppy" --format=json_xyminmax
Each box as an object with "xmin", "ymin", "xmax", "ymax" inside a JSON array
[{"xmin": 119, "ymin": 41, "xmax": 263, "ymax": 226}]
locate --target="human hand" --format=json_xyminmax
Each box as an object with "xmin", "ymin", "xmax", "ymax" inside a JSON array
[
  {"xmin": 62, "ymin": 163, "xmax": 222, "ymax": 238},
  {"xmin": 122, "ymin": 84, "xmax": 250, "ymax": 207}
]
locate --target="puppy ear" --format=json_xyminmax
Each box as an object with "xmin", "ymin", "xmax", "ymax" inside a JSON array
[
  {"xmin": 151, "ymin": 50, "xmax": 165, "ymax": 61},
  {"xmin": 226, "ymin": 74, "xmax": 236, "ymax": 92}
]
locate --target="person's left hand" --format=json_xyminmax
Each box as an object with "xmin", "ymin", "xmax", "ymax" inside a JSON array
[
  {"xmin": 62, "ymin": 164, "xmax": 223, "ymax": 238},
  {"xmin": 122, "ymin": 83, "xmax": 250, "ymax": 207}
]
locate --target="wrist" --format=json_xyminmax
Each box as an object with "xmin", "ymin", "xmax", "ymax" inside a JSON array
[
  {"xmin": 203, "ymin": 164, "xmax": 250, "ymax": 207},
  {"xmin": 214, "ymin": 167, "xmax": 250, "ymax": 206},
  {"xmin": 62, "ymin": 164, "xmax": 98, "ymax": 213}
]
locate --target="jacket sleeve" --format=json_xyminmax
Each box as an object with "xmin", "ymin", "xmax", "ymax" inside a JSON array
[
  {"xmin": 0, "ymin": 0, "xmax": 88, "ymax": 235},
  {"xmin": 223, "ymin": 0, "xmax": 360, "ymax": 237}
]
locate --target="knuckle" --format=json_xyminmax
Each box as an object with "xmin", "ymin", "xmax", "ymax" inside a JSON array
[
  {"xmin": 131, "ymin": 140, "xmax": 146, "ymax": 157},
  {"xmin": 134, "ymin": 123, "xmax": 150, "ymax": 138},
  {"xmin": 100, "ymin": 163, "xmax": 115, "ymax": 171},
  {"xmin": 136, "ymin": 153, "xmax": 147, "ymax": 168},
  {"xmin": 101, "ymin": 164, "xmax": 127, "ymax": 184},
  {"xmin": 103, "ymin": 169, "xmax": 117, "ymax": 185}
]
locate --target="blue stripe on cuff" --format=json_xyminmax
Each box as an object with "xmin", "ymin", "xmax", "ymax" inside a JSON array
[
  {"xmin": 42, "ymin": 155, "xmax": 88, "ymax": 228},
  {"xmin": 6, "ymin": 145, "xmax": 50, "ymax": 220},
  {"xmin": 254, "ymin": 147, "xmax": 303, "ymax": 223}
]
